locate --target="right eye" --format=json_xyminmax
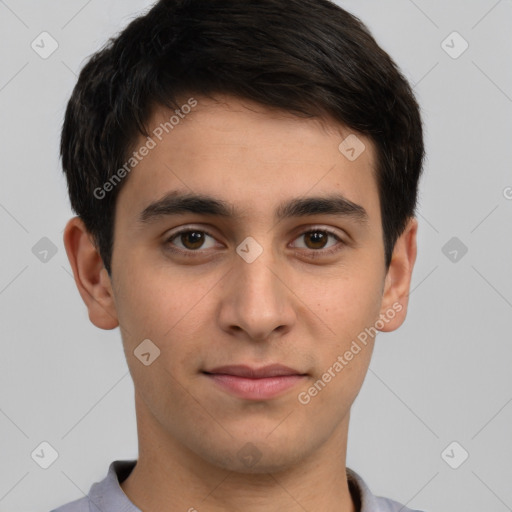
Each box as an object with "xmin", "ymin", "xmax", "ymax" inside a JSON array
[{"xmin": 165, "ymin": 229, "xmax": 219, "ymax": 253}]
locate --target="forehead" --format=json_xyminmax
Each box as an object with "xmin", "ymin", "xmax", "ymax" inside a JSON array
[{"xmin": 115, "ymin": 95, "xmax": 380, "ymax": 225}]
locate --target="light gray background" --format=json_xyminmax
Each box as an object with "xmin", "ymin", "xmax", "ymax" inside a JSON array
[{"xmin": 0, "ymin": 1, "xmax": 511, "ymax": 511}]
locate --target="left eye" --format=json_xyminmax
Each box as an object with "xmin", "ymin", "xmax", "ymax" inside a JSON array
[{"xmin": 291, "ymin": 230, "xmax": 341, "ymax": 251}]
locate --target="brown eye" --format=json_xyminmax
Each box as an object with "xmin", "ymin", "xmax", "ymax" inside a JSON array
[
  {"xmin": 179, "ymin": 231, "xmax": 205, "ymax": 250},
  {"xmin": 292, "ymin": 230, "xmax": 341, "ymax": 251},
  {"xmin": 167, "ymin": 230, "xmax": 217, "ymax": 251},
  {"xmin": 303, "ymin": 231, "xmax": 329, "ymax": 250}
]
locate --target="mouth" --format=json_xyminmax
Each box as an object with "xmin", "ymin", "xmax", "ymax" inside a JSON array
[{"xmin": 202, "ymin": 364, "xmax": 308, "ymax": 400}]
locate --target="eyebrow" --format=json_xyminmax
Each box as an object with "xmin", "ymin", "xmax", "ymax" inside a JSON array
[{"xmin": 137, "ymin": 191, "xmax": 368, "ymax": 225}]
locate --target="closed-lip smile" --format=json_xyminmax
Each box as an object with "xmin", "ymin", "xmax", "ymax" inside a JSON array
[
  {"xmin": 203, "ymin": 364, "xmax": 306, "ymax": 378},
  {"xmin": 202, "ymin": 364, "xmax": 307, "ymax": 400}
]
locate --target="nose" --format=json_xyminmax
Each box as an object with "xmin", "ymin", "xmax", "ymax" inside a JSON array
[{"xmin": 217, "ymin": 250, "xmax": 297, "ymax": 342}]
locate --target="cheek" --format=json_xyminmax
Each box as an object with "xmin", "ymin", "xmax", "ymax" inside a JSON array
[
  {"xmin": 114, "ymin": 256, "xmax": 207, "ymax": 336},
  {"xmin": 296, "ymin": 275, "xmax": 381, "ymax": 421},
  {"xmin": 311, "ymin": 267, "xmax": 384, "ymax": 342},
  {"xmin": 113, "ymin": 260, "xmax": 219, "ymax": 377},
  {"xmin": 114, "ymin": 270, "xmax": 211, "ymax": 416}
]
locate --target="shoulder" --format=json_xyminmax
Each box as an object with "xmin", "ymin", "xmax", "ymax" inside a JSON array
[
  {"xmin": 49, "ymin": 495, "xmax": 90, "ymax": 512},
  {"xmin": 347, "ymin": 467, "xmax": 427, "ymax": 512},
  {"xmin": 48, "ymin": 460, "xmax": 138, "ymax": 512},
  {"xmin": 373, "ymin": 495, "xmax": 426, "ymax": 512}
]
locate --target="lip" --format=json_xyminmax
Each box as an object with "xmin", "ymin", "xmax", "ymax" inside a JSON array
[
  {"xmin": 204, "ymin": 364, "xmax": 304, "ymax": 378},
  {"xmin": 203, "ymin": 364, "xmax": 307, "ymax": 400}
]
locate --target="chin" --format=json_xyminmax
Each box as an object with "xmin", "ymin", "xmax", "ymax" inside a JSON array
[{"xmin": 196, "ymin": 438, "xmax": 310, "ymax": 475}]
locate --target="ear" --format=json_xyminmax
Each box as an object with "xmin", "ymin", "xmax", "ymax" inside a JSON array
[
  {"xmin": 378, "ymin": 217, "xmax": 418, "ymax": 332},
  {"xmin": 63, "ymin": 217, "xmax": 119, "ymax": 330}
]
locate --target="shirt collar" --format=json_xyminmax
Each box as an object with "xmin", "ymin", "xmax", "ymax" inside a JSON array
[
  {"xmin": 91, "ymin": 460, "xmax": 388, "ymax": 512},
  {"xmin": 89, "ymin": 460, "xmax": 141, "ymax": 512}
]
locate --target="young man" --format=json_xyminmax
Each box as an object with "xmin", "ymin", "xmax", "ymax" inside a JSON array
[{"xmin": 54, "ymin": 0, "xmax": 425, "ymax": 510}]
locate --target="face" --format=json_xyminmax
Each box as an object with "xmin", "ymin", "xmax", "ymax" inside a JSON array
[{"xmin": 72, "ymin": 94, "xmax": 415, "ymax": 474}]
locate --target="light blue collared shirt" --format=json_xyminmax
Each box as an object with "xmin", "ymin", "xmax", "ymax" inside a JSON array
[{"xmin": 50, "ymin": 460, "xmax": 426, "ymax": 512}]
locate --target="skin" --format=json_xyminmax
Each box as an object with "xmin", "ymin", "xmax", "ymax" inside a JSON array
[{"xmin": 63, "ymin": 94, "xmax": 417, "ymax": 512}]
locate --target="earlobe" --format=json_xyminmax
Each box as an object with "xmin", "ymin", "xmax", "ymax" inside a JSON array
[
  {"xmin": 63, "ymin": 217, "xmax": 119, "ymax": 330},
  {"xmin": 378, "ymin": 217, "xmax": 418, "ymax": 332}
]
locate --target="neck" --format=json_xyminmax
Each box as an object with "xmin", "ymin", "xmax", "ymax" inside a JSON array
[{"xmin": 121, "ymin": 391, "xmax": 357, "ymax": 512}]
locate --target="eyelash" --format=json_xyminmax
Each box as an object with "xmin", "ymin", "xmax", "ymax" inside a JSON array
[{"xmin": 164, "ymin": 227, "xmax": 345, "ymax": 259}]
